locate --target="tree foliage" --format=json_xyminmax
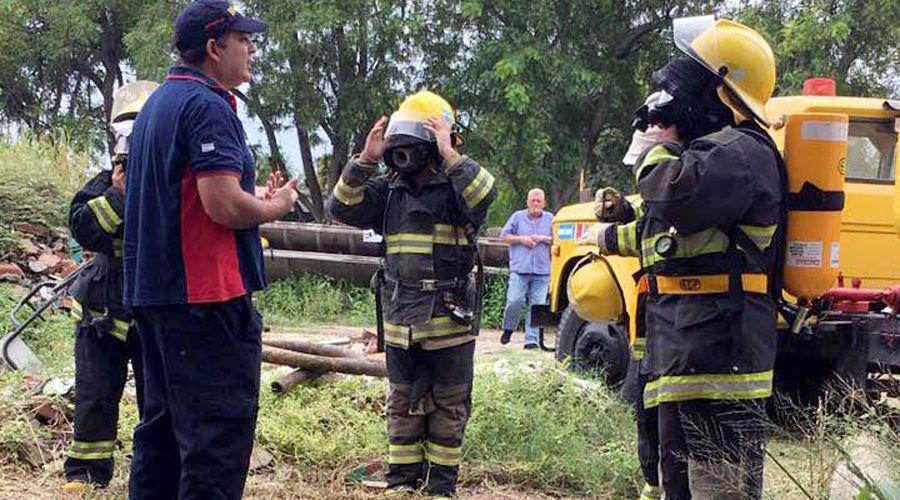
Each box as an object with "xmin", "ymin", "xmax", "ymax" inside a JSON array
[
  {"xmin": 0, "ymin": 1, "xmax": 898, "ymax": 221},
  {"xmin": 0, "ymin": 0, "xmax": 170, "ymax": 153},
  {"xmin": 734, "ymin": 0, "xmax": 900, "ymax": 96}
]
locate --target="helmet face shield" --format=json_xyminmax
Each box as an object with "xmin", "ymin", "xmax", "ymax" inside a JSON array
[
  {"xmin": 673, "ymin": 15, "xmax": 718, "ymax": 74},
  {"xmin": 385, "ymin": 116, "xmax": 436, "ymax": 143}
]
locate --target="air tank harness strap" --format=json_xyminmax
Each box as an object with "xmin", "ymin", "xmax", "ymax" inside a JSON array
[{"xmin": 640, "ymin": 273, "xmax": 768, "ymax": 296}]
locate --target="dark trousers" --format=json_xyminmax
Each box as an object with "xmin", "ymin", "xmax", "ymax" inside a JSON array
[
  {"xmin": 65, "ymin": 323, "xmax": 143, "ymax": 486},
  {"xmin": 385, "ymin": 341, "xmax": 475, "ymax": 496},
  {"xmin": 658, "ymin": 399, "xmax": 767, "ymax": 500},
  {"xmin": 128, "ymin": 297, "xmax": 262, "ymax": 500},
  {"xmin": 635, "ymin": 374, "xmax": 660, "ymax": 496}
]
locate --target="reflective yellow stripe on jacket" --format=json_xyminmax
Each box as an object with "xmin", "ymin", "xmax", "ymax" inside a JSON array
[
  {"xmin": 643, "ymin": 370, "xmax": 773, "ymax": 408},
  {"xmin": 70, "ymin": 299, "xmax": 130, "ymax": 342},
  {"xmin": 616, "ymin": 221, "xmax": 640, "ymax": 257},
  {"xmin": 87, "ymin": 196, "xmax": 122, "ymax": 233},
  {"xmin": 641, "ymin": 224, "xmax": 776, "ymax": 266},
  {"xmin": 386, "ymin": 226, "xmax": 469, "ymax": 255},
  {"xmin": 635, "ymin": 144, "xmax": 679, "ymax": 181},
  {"xmin": 386, "ymin": 233, "xmax": 433, "ymax": 255},
  {"xmin": 384, "ymin": 316, "xmax": 472, "ymax": 350},
  {"xmin": 332, "ymin": 177, "xmax": 365, "ymax": 206},
  {"xmin": 461, "ymin": 167, "xmax": 495, "ymax": 208},
  {"xmin": 640, "ymin": 483, "xmax": 661, "ymax": 500}
]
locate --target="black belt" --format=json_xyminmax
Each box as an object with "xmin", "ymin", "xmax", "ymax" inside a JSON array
[{"xmin": 384, "ymin": 275, "xmax": 463, "ymax": 292}]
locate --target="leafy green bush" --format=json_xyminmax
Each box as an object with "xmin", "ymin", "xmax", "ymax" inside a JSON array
[{"xmin": 0, "ymin": 133, "xmax": 92, "ymax": 252}]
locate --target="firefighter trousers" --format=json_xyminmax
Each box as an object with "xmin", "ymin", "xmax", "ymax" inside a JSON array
[
  {"xmin": 635, "ymin": 372, "xmax": 661, "ymax": 500},
  {"xmin": 658, "ymin": 399, "xmax": 767, "ymax": 500},
  {"xmin": 65, "ymin": 322, "xmax": 143, "ymax": 486},
  {"xmin": 128, "ymin": 297, "xmax": 262, "ymax": 500},
  {"xmin": 385, "ymin": 341, "xmax": 475, "ymax": 496}
]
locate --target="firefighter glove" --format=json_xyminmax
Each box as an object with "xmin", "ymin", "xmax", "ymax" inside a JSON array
[
  {"xmin": 579, "ymin": 222, "xmax": 612, "ymax": 254},
  {"xmin": 593, "ymin": 188, "xmax": 628, "ymax": 222}
]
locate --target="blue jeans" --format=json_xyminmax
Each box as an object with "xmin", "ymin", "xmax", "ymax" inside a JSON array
[{"xmin": 501, "ymin": 272, "xmax": 550, "ymax": 345}]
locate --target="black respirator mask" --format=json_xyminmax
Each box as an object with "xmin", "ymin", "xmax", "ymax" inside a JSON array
[
  {"xmin": 634, "ymin": 57, "xmax": 734, "ymax": 141},
  {"xmin": 383, "ymin": 137, "xmax": 440, "ymax": 176}
]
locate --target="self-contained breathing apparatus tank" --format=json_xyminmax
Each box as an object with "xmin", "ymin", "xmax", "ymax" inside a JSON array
[{"xmin": 781, "ymin": 113, "xmax": 848, "ymax": 300}]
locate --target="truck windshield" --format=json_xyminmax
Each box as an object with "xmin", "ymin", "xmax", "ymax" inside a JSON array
[{"xmin": 846, "ymin": 119, "xmax": 896, "ymax": 181}]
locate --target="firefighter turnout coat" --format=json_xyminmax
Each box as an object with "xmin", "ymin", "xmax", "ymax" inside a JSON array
[
  {"xmin": 604, "ymin": 125, "xmax": 782, "ymax": 408},
  {"xmin": 327, "ymin": 154, "xmax": 497, "ymax": 350}
]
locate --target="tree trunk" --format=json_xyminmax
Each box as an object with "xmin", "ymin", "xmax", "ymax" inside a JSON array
[
  {"xmin": 295, "ymin": 123, "xmax": 325, "ymax": 221},
  {"xmin": 262, "ymin": 346, "xmax": 386, "ymax": 377},
  {"xmin": 97, "ymin": 6, "xmax": 125, "ymax": 157},
  {"xmin": 328, "ymin": 142, "xmax": 348, "ymax": 194},
  {"xmin": 271, "ymin": 369, "xmax": 319, "ymax": 393},
  {"xmin": 262, "ymin": 338, "xmax": 360, "ymax": 358},
  {"xmin": 233, "ymin": 88, "xmax": 286, "ymax": 173}
]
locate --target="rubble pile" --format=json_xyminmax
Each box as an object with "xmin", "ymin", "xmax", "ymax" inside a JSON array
[{"xmin": 0, "ymin": 222, "xmax": 79, "ymax": 286}]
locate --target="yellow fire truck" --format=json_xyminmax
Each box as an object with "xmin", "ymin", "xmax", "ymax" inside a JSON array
[{"xmin": 534, "ymin": 82, "xmax": 900, "ymax": 398}]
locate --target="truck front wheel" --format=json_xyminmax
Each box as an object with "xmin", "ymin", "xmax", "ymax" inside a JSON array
[{"xmin": 555, "ymin": 305, "xmax": 630, "ymax": 386}]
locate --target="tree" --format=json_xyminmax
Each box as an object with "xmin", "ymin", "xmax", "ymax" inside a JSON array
[
  {"xmin": 0, "ymin": 0, "xmax": 174, "ymax": 153},
  {"xmin": 734, "ymin": 0, "xmax": 900, "ymax": 96},
  {"xmin": 417, "ymin": 0, "xmax": 715, "ymax": 213},
  {"xmin": 243, "ymin": 0, "xmax": 429, "ymax": 221}
]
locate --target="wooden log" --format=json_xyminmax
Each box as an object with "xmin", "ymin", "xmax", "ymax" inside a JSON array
[
  {"xmin": 271, "ymin": 369, "xmax": 319, "ymax": 394},
  {"xmin": 262, "ymin": 346, "xmax": 386, "ymax": 377},
  {"xmin": 263, "ymin": 338, "xmax": 360, "ymax": 358}
]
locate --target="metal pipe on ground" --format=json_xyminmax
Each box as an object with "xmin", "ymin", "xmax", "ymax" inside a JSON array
[
  {"xmin": 259, "ymin": 221, "xmax": 509, "ymax": 267},
  {"xmin": 263, "ymin": 338, "xmax": 360, "ymax": 358},
  {"xmin": 271, "ymin": 369, "xmax": 319, "ymax": 394},
  {"xmin": 262, "ymin": 346, "xmax": 387, "ymax": 378}
]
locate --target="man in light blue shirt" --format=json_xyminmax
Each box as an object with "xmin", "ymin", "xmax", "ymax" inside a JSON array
[{"xmin": 500, "ymin": 188, "xmax": 553, "ymax": 348}]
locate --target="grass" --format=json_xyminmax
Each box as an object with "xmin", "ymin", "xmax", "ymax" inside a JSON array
[
  {"xmin": 255, "ymin": 274, "xmax": 376, "ymax": 328},
  {"xmin": 0, "ymin": 133, "xmax": 92, "ymax": 253},
  {"xmin": 1, "ymin": 268, "xmax": 898, "ymax": 499},
  {"xmin": 256, "ymin": 272, "xmax": 510, "ymax": 331}
]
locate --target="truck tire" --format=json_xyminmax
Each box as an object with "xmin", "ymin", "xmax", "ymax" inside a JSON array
[{"xmin": 555, "ymin": 305, "xmax": 630, "ymax": 386}]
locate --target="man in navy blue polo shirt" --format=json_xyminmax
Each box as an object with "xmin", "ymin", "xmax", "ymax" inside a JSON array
[{"xmin": 123, "ymin": 1, "xmax": 297, "ymax": 498}]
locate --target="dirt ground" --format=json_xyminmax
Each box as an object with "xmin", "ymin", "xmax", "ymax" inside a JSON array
[
  {"xmin": 265, "ymin": 324, "xmax": 557, "ymax": 359},
  {"xmin": 0, "ymin": 326, "xmax": 565, "ymax": 500}
]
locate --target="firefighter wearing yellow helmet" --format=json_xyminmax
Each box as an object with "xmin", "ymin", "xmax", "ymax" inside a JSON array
[
  {"xmin": 62, "ymin": 80, "xmax": 158, "ymax": 493},
  {"xmin": 327, "ymin": 90, "xmax": 496, "ymax": 496},
  {"xmin": 570, "ymin": 106, "xmax": 666, "ymax": 500},
  {"xmin": 582, "ymin": 16, "xmax": 781, "ymax": 499}
]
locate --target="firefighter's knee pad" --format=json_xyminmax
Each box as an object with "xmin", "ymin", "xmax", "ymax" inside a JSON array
[
  {"xmin": 387, "ymin": 383, "xmax": 425, "ymax": 441},
  {"xmin": 427, "ymin": 382, "xmax": 472, "ymax": 443}
]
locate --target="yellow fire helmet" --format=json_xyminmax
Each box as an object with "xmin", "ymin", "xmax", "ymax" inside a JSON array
[
  {"xmin": 386, "ymin": 90, "xmax": 463, "ymax": 146},
  {"xmin": 673, "ymin": 15, "xmax": 776, "ymax": 127},
  {"xmin": 110, "ymin": 80, "xmax": 159, "ymax": 125},
  {"xmin": 566, "ymin": 253, "xmax": 625, "ymax": 324}
]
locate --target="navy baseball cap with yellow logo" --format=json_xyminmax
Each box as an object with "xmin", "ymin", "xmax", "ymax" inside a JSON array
[{"xmin": 174, "ymin": 0, "xmax": 267, "ymax": 52}]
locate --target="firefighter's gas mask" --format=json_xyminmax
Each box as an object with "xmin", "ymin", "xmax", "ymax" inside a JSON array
[{"xmin": 383, "ymin": 135, "xmax": 439, "ymax": 176}]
